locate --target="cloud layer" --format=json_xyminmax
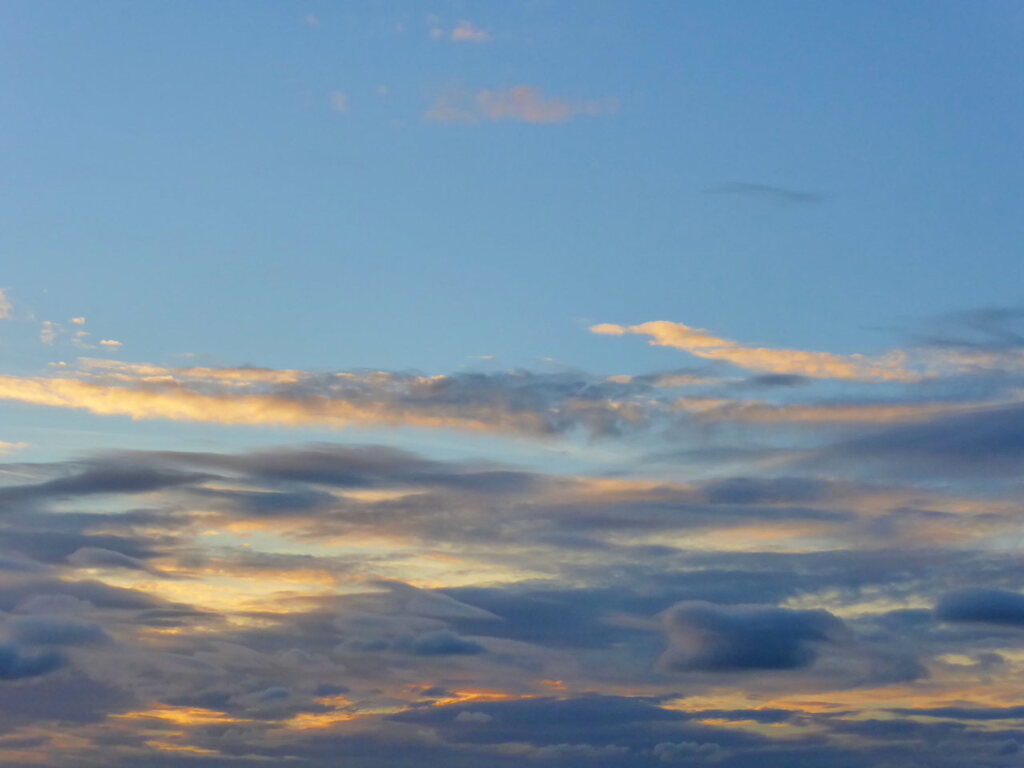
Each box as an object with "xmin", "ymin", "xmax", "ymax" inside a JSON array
[{"xmin": 0, "ymin": 314, "xmax": 1023, "ymax": 765}]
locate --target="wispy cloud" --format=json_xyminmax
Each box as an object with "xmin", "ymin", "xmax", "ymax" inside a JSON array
[
  {"xmin": 450, "ymin": 20, "xmax": 490, "ymax": 43},
  {"xmin": 0, "ymin": 359, "xmax": 652, "ymax": 438},
  {"xmin": 592, "ymin": 320, "xmax": 922, "ymax": 381},
  {"xmin": 0, "ymin": 289, "xmax": 10, "ymax": 320},
  {"xmin": 427, "ymin": 85, "xmax": 618, "ymax": 124},
  {"xmin": 39, "ymin": 321, "xmax": 60, "ymax": 345},
  {"xmin": 428, "ymin": 17, "xmax": 491, "ymax": 43},
  {"xmin": 328, "ymin": 91, "xmax": 348, "ymax": 114},
  {"xmin": 705, "ymin": 182, "xmax": 823, "ymax": 205}
]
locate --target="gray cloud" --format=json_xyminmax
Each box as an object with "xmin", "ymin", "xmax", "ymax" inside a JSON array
[
  {"xmin": 935, "ymin": 588, "xmax": 1024, "ymax": 626},
  {"xmin": 0, "ymin": 644, "xmax": 63, "ymax": 680},
  {"xmin": 659, "ymin": 601, "xmax": 846, "ymax": 672},
  {"xmin": 705, "ymin": 182, "xmax": 823, "ymax": 204}
]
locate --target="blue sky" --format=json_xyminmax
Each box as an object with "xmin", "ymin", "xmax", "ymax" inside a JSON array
[
  {"xmin": 2, "ymin": 3, "xmax": 1024, "ymax": 767},
  {"xmin": 5, "ymin": 0, "xmax": 1022, "ymax": 376}
]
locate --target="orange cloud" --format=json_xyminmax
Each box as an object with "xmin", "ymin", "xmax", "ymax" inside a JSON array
[
  {"xmin": 592, "ymin": 321, "xmax": 922, "ymax": 382},
  {"xmin": 0, "ymin": 360, "xmax": 653, "ymax": 437}
]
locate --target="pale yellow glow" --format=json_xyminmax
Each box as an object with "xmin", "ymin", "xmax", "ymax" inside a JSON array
[{"xmin": 113, "ymin": 705, "xmax": 251, "ymax": 726}]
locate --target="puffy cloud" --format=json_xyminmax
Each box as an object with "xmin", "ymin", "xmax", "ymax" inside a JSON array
[{"xmin": 659, "ymin": 601, "xmax": 845, "ymax": 672}]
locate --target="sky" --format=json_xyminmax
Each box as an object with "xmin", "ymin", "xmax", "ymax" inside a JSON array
[{"xmin": 1, "ymin": 1, "xmax": 1024, "ymax": 766}]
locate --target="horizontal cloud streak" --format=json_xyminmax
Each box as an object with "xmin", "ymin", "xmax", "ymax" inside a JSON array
[
  {"xmin": 593, "ymin": 321, "xmax": 922, "ymax": 381},
  {"xmin": 0, "ymin": 365, "xmax": 650, "ymax": 437}
]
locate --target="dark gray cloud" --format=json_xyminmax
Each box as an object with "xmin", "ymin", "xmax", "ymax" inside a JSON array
[
  {"xmin": 0, "ymin": 465, "xmax": 210, "ymax": 506},
  {"xmin": 659, "ymin": 602, "xmax": 845, "ymax": 672},
  {"xmin": 7, "ymin": 615, "xmax": 111, "ymax": 647},
  {"xmin": 935, "ymin": 588, "xmax": 1024, "ymax": 626},
  {"xmin": 814, "ymin": 404, "xmax": 1024, "ymax": 476},
  {"xmin": 0, "ymin": 644, "xmax": 63, "ymax": 680},
  {"xmin": 399, "ymin": 630, "xmax": 485, "ymax": 656}
]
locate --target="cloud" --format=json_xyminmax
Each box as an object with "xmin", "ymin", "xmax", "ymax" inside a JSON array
[
  {"xmin": 329, "ymin": 91, "xmax": 348, "ymax": 114},
  {"xmin": 399, "ymin": 630, "xmax": 485, "ymax": 656},
  {"xmin": 935, "ymin": 588, "xmax": 1024, "ymax": 626},
  {"xmin": 653, "ymin": 740, "xmax": 722, "ymax": 762},
  {"xmin": 0, "ymin": 644, "xmax": 63, "ymax": 680},
  {"xmin": 658, "ymin": 601, "xmax": 845, "ymax": 672},
  {"xmin": 428, "ymin": 18, "xmax": 491, "ymax": 43},
  {"xmin": 67, "ymin": 546, "xmax": 154, "ymax": 572},
  {"xmin": 39, "ymin": 321, "xmax": 60, "ymax": 345},
  {"xmin": 455, "ymin": 710, "xmax": 493, "ymax": 723},
  {"xmin": 0, "ymin": 435, "xmax": 1013, "ymax": 765},
  {"xmin": 71, "ymin": 317, "xmax": 86, "ymax": 325},
  {"xmin": 450, "ymin": 21, "xmax": 490, "ymax": 43},
  {"xmin": 0, "ymin": 362, "xmax": 653, "ymax": 438},
  {"xmin": 0, "ymin": 464, "xmax": 210, "ymax": 505},
  {"xmin": 687, "ymin": 398, "xmax": 983, "ymax": 425},
  {"xmin": 0, "ymin": 289, "xmax": 10, "ymax": 319},
  {"xmin": 99, "ymin": 339, "xmax": 122, "ymax": 348},
  {"xmin": 705, "ymin": 182, "xmax": 823, "ymax": 204},
  {"xmin": 427, "ymin": 85, "xmax": 617, "ymax": 124},
  {"xmin": 8, "ymin": 615, "xmax": 110, "ymax": 647},
  {"xmin": 592, "ymin": 320, "xmax": 922, "ymax": 381},
  {"xmin": 815, "ymin": 403, "xmax": 1024, "ymax": 476}
]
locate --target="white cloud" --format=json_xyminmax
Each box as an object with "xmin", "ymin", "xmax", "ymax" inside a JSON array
[
  {"xmin": 40, "ymin": 321, "xmax": 60, "ymax": 345},
  {"xmin": 0, "ymin": 289, "xmax": 12, "ymax": 319}
]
